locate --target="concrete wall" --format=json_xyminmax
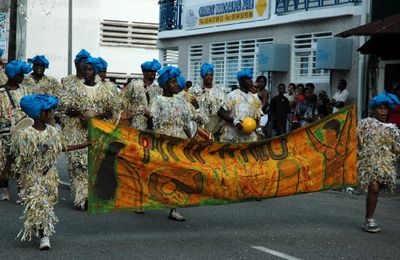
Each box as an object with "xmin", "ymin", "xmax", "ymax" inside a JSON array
[{"xmin": 24, "ymin": 0, "xmax": 159, "ymax": 80}]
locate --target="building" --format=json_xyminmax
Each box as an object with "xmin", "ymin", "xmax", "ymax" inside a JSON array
[
  {"xmin": 0, "ymin": 0, "xmax": 160, "ymax": 82},
  {"xmin": 157, "ymin": 0, "xmax": 367, "ymax": 111}
]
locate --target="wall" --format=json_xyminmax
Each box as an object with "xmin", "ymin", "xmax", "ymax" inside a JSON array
[
  {"xmin": 25, "ymin": 0, "xmax": 159, "ymax": 80},
  {"xmin": 158, "ymin": 14, "xmax": 361, "ymax": 99}
]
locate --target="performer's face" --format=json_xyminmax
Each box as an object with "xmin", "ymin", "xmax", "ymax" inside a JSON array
[
  {"xmin": 373, "ymin": 104, "xmax": 389, "ymax": 122},
  {"xmin": 98, "ymin": 71, "xmax": 106, "ymax": 82},
  {"xmin": 165, "ymin": 77, "xmax": 181, "ymax": 95},
  {"xmin": 143, "ymin": 70, "xmax": 156, "ymax": 82},
  {"xmin": 33, "ymin": 64, "xmax": 45, "ymax": 77},
  {"xmin": 239, "ymin": 77, "xmax": 252, "ymax": 92},
  {"xmin": 39, "ymin": 109, "xmax": 52, "ymax": 124},
  {"xmin": 83, "ymin": 63, "xmax": 96, "ymax": 82},
  {"xmin": 203, "ymin": 73, "xmax": 213, "ymax": 85}
]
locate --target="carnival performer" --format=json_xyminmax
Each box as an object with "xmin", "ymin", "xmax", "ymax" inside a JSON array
[
  {"xmin": 358, "ymin": 94, "xmax": 400, "ymax": 233},
  {"xmin": 217, "ymin": 69, "xmax": 262, "ymax": 143},
  {"xmin": 150, "ymin": 66, "xmax": 206, "ymax": 221},
  {"xmin": 0, "ymin": 61, "xmax": 32, "ymax": 201},
  {"xmin": 59, "ymin": 57, "xmax": 116, "ymax": 210},
  {"xmin": 61, "ymin": 49, "xmax": 91, "ymax": 86},
  {"xmin": 121, "ymin": 59, "xmax": 162, "ymax": 130},
  {"xmin": 13, "ymin": 94, "xmax": 91, "ymax": 250},
  {"xmin": 22, "ymin": 55, "xmax": 62, "ymax": 97},
  {"xmin": 189, "ymin": 63, "xmax": 226, "ymax": 136},
  {"xmin": 0, "ymin": 49, "xmax": 7, "ymax": 86}
]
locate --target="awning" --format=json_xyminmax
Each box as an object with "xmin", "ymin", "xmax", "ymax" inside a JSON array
[
  {"xmin": 357, "ymin": 35, "xmax": 400, "ymax": 59},
  {"xmin": 337, "ymin": 13, "xmax": 400, "ymax": 38}
]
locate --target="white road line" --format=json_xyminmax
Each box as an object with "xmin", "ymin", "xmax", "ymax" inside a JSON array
[{"xmin": 251, "ymin": 246, "xmax": 301, "ymax": 260}]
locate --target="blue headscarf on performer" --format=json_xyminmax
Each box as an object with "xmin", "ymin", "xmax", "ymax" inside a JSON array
[
  {"xmin": 74, "ymin": 49, "xmax": 91, "ymax": 64},
  {"xmin": 83, "ymin": 57, "xmax": 102, "ymax": 74},
  {"xmin": 98, "ymin": 57, "xmax": 108, "ymax": 72},
  {"xmin": 0, "ymin": 49, "xmax": 3, "ymax": 57},
  {"xmin": 31, "ymin": 55, "xmax": 49, "ymax": 69},
  {"xmin": 237, "ymin": 68, "xmax": 253, "ymax": 81},
  {"xmin": 381, "ymin": 83, "xmax": 400, "ymax": 107},
  {"xmin": 369, "ymin": 94, "xmax": 395, "ymax": 110},
  {"xmin": 177, "ymin": 75, "xmax": 186, "ymax": 90},
  {"xmin": 20, "ymin": 94, "xmax": 58, "ymax": 119},
  {"xmin": 5, "ymin": 60, "xmax": 32, "ymax": 78},
  {"xmin": 158, "ymin": 66, "xmax": 181, "ymax": 88},
  {"xmin": 200, "ymin": 63, "xmax": 214, "ymax": 78},
  {"xmin": 141, "ymin": 59, "xmax": 162, "ymax": 72}
]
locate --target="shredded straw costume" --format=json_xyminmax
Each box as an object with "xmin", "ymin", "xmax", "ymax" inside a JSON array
[
  {"xmin": 12, "ymin": 94, "xmax": 63, "ymax": 241},
  {"xmin": 59, "ymin": 58, "xmax": 116, "ymax": 209},
  {"xmin": 220, "ymin": 69, "xmax": 262, "ymax": 143},
  {"xmin": 121, "ymin": 59, "xmax": 162, "ymax": 130},
  {"xmin": 358, "ymin": 95, "xmax": 400, "ymax": 192},
  {"xmin": 23, "ymin": 55, "xmax": 62, "ymax": 97},
  {"xmin": 189, "ymin": 63, "xmax": 226, "ymax": 131}
]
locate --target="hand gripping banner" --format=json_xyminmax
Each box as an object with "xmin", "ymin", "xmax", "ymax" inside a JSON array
[{"xmin": 88, "ymin": 105, "xmax": 357, "ymax": 213}]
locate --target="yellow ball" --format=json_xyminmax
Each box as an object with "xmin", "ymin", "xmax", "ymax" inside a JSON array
[{"xmin": 241, "ymin": 117, "xmax": 257, "ymax": 134}]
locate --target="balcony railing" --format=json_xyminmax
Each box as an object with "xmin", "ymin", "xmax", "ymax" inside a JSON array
[
  {"xmin": 276, "ymin": 0, "xmax": 362, "ymax": 15},
  {"xmin": 159, "ymin": 0, "xmax": 183, "ymax": 32}
]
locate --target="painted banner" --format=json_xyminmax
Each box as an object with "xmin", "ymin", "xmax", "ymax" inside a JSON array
[
  {"xmin": 88, "ymin": 105, "xmax": 357, "ymax": 214},
  {"xmin": 184, "ymin": 0, "xmax": 270, "ymax": 30},
  {"xmin": 0, "ymin": 13, "xmax": 8, "ymax": 62}
]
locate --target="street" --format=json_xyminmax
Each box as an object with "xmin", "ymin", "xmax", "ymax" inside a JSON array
[{"xmin": 0, "ymin": 160, "xmax": 399, "ymax": 260}]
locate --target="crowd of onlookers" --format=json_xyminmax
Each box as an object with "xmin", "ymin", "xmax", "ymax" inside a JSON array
[{"xmin": 256, "ymin": 78, "xmax": 349, "ymax": 137}]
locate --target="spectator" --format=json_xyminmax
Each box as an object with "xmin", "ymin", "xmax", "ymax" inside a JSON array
[
  {"xmin": 256, "ymin": 75, "xmax": 269, "ymax": 114},
  {"xmin": 305, "ymin": 83, "xmax": 318, "ymax": 108},
  {"xmin": 317, "ymin": 90, "xmax": 331, "ymax": 118},
  {"xmin": 295, "ymin": 87, "xmax": 318, "ymax": 127},
  {"xmin": 269, "ymin": 83, "xmax": 291, "ymax": 135},
  {"xmin": 285, "ymin": 83, "xmax": 296, "ymax": 129},
  {"xmin": 330, "ymin": 79, "xmax": 349, "ymax": 113},
  {"xmin": 383, "ymin": 82, "xmax": 400, "ymax": 128}
]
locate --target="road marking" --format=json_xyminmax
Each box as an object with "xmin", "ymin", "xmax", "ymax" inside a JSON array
[
  {"xmin": 251, "ymin": 246, "xmax": 301, "ymax": 260},
  {"xmin": 60, "ymin": 181, "xmax": 70, "ymax": 187}
]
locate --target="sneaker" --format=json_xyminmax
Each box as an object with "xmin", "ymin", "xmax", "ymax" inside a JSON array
[
  {"xmin": 0, "ymin": 188, "xmax": 10, "ymax": 201},
  {"xmin": 16, "ymin": 192, "xmax": 23, "ymax": 205},
  {"xmin": 362, "ymin": 219, "xmax": 381, "ymax": 233},
  {"xmin": 39, "ymin": 237, "xmax": 51, "ymax": 250},
  {"xmin": 168, "ymin": 209, "xmax": 185, "ymax": 222}
]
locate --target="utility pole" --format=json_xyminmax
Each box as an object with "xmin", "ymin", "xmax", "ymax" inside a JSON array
[
  {"xmin": 67, "ymin": 0, "xmax": 73, "ymax": 75},
  {"xmin": 8, "ymin": 0, "xmax": 17, "ymax": 61}
]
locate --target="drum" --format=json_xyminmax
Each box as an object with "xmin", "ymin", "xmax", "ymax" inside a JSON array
[
  {"xmin": 188, "ymin": 120, "xmax": 214, "ymax": 142},
  {"xmin": 205, "ymin": 115, "xmax": 221, "ymax": 134}
]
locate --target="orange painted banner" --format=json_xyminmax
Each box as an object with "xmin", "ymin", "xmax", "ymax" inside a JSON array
[{"xmin": 88, "ymin": 105, "xmax": 357, "ymax": 213}]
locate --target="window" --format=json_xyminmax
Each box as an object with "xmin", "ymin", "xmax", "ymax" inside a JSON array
[
  {"xmin": 101, "ymin": 20, "xmax": 158, "ymax": 49},
  {"xmin": 292, "ymin": 32, "xmax": 332, "ymax": 83},
  {"xmin": 161, "ymin": 48, "xmax": 179, "ymax": 67},
  {"xmin": 188, "ymin": 45, "xmax": 203, "ymax": 85},
  {"xmin": 210, "ymin": 38, "xmax": 273, "ymax": 91}
]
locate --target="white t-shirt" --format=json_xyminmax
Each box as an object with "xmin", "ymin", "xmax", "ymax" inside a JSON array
[{"xmin": 332, "ymin": 89, "xmax": 349, "ymax": 113}]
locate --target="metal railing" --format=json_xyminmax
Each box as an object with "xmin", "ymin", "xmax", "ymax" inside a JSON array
[
  {"xmin": 159, "ymin": 0, "xmax": 183, "ymax": 31},
  {"xmin": 275, "ymin": 0, "xmax": 362, "ymax": 14}
]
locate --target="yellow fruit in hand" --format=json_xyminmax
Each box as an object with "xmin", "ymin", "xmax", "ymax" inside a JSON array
[{"xmin": 241, "ymin": 117, "xmax": 257, "ymax": 134}]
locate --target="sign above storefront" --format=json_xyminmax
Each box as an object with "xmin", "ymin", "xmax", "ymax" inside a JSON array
[{"xmin": 184, "ymin": 0, "xmax": 270, "ymax": 30}]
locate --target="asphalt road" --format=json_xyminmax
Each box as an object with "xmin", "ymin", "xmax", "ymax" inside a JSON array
[{"xmin": 0, "ymin": 161, "xmax": 399, "ymax": 260}]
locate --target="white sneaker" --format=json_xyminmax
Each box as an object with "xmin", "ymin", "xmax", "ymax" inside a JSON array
[
  {"xmin": 168, "ymin": 209, "xmax": 185, "ymax": 222},
  {"xmin": 39, "ymin": 237, "xmax": 51, "ymax": 250},
  {"xmin": 362, "ymin": 219, "xmax": 381, "ymax": 233},
  {"xmin": 0, "ymin": 187, "xmax": 10, "ymax": 201}
]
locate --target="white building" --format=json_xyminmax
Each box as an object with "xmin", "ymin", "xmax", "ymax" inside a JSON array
[
  {"xmin": 5, "ymin": 0, "xmax": 160, "ymax": 81},
  {"xmin": 158, "ymin": 0, "xmax": 368, "ymax": 111}
]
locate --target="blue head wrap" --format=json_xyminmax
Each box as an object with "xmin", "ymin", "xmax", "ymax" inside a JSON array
[
  {"xmin": 369, "ymin": 94, "xmax": 395, "ymax": 110},
  {"xmin": 200, "ymin": 63, "xmax": 214, "ymax": 78},
  {"xmin": 98, "ymin": 57, "xmax": 108, "ymax": 72},
  {"xmin": 0, "ymin": 49, "xmax": 3, "ymax": 57},
  {"xmin": 177, "ymin": 75, "xmax": 186, "ymax": 90},
  {"xmin": 158, "ymin": 66, "xmax": 181, "ymax": 88},
  {"xmin": 5, "ymin": 61, "xmax": 32, "ymax": 78},
  {"xmin": 83, "ymin": 57, "xmax": 102, "ymax": 74},
  {"xmin": 31, "ymin": 55, "xmax": 49, "ymax": 69},
  {"xmin": 20, "ymin": 94, "xmax": 58, "ymax": 119},
  {"xmin": 74, "ymin": 49, "xmax": 91, "ymax": 64},
  {"xmin": 141, "ymin": 59, "xmax": 162, "ymax": 72},
  {"xmin": 237, "ymin": 68, "xmax": 253, "ymax": 81}
]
